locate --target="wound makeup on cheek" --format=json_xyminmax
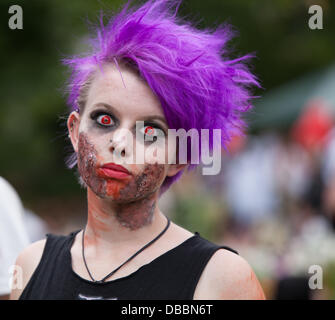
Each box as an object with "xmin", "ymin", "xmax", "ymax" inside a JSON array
[
  {"xmin": 77, "ymin": 132, "xmax": 107, "ymax": 197},
  {"xmin": 119, "ymin": 163, "xmax": 165, "ymax": 199}
]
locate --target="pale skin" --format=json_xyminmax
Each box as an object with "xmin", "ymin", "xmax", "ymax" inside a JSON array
[{"xmin": 10, "ymin": 63, "xmax": 265, "ymax": 300}]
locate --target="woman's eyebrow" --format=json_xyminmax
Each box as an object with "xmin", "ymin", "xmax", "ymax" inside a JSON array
[
  {"xmin": 141, "ymin": 115, "xmax": 168, "ymax": 127},
  {"xmin": 92, "ymin": 102, "xmax": 120, "ymax": 117}
]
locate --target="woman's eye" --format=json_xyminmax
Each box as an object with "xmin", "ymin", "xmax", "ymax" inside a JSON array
[
  {"xmin": 97, "ymin": 114, "xmax": 114, "ymax": 126},
  {"xmin": 144, "ymin": 126, "xmax": 156, "ymax": 137},
  {"xmin": 141, "ymin": 125, "xmax": 165, "ymax": 142}
]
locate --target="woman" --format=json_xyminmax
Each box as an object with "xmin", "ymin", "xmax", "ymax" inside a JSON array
[{"xmin": 11, "ymin": 0, "xmax": 265, "ymax": 300}]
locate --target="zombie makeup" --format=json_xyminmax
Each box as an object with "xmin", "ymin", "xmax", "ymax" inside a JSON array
[
  {"xmin": 77, "ymin": 132, "xmax": 107, "ymax": 199},
  {"xmin": 77, "ymin": 132, "xmax": 166, "ymax": 200},
  {"xmin": 77, "ymin": 131, "xmax": 167, "ymax": 230}
]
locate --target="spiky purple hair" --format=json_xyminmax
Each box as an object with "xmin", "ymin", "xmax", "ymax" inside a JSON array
[{"xmin": 62, "ymin": 0, "xmax": 260, "ymax": 195}]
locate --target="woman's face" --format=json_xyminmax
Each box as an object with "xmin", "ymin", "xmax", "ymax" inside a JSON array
[{"xmin": 68, "ymin": 63, "xmax": 184, "ymax": 202}]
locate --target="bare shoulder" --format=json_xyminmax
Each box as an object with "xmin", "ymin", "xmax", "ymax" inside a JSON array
[
  {"xmin": 10, "ymin": 239, "xmax": 47, "ymax": 300},
  {"xmin": 193, "ymin": 248, "xmax": 266, "ymax": 300}
]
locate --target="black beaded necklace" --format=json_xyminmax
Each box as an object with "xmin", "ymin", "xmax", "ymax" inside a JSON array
[{"xmin": 81, "ymin": 216, "xmax": 171, "ymax": 283}]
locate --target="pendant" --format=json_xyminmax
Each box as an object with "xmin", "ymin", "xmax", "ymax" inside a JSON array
[{"xmin": 95, "ymin": 279, "xmax": 104, "ymax": 284}]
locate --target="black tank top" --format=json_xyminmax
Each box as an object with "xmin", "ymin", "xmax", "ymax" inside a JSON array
[{"xmin": 19, "ymin": 230, "xmax": 238, "ymax": 300}]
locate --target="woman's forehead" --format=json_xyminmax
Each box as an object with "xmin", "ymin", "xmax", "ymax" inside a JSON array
[{"xmin": 86, "ymin": 63, "xmax": 165, "ymax": 118}]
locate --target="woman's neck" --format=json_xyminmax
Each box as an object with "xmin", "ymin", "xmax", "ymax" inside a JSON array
[{"xmin": 84, "ymin": 187, "xmax": 167, "ymax": 250}]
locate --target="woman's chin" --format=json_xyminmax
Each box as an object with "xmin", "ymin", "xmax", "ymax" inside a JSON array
[{"xmin": 93, "ymin": 191, "xmax": 136, "ymax": 203}]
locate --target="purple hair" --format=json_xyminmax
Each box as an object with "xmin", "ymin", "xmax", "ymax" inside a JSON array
[{"xmin": 62, "ymin": 0, "xmax": 261, "ymax": 195}]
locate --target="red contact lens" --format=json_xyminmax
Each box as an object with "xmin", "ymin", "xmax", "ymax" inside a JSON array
[
  {"xmin": 99, "ymin": 115, "xmax": 111, "ymax": 125},
  {"xmin": 145, "ymin": 126, "xmax": 154, "ymax": 136}
]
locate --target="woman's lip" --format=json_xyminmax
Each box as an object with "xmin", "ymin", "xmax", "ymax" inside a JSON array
[
  {"xmin": 101, "ymin": 163, "xmax": 130, "ymax": 174},
  {"xmin": 97, "ymin": 167, "xmax": 131, "ymax": 180}
]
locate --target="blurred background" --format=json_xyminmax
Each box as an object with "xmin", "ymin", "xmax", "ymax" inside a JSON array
[{"xmin": 1, "ymin": 0, "xmax": 335, "ymax": 299}]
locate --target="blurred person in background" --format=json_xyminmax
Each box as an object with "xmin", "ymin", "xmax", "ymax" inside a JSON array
[
  {"xmin": 321, "ymin": 128, "xmax": 335, "ymax": 230},
  {"xmin": 0, "ymin": 177, "xmax": 30, "ymax": 300},
  {"xmin": 0, "ymin": 177, "xmax": 49, "ymax": 300},
  {"xmin": 222, "ymin": 134, "xmax": 281, "ymax": 228}
]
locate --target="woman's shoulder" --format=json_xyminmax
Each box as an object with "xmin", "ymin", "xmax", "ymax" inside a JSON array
[
  {"xmin": 10, "ymin": 238, "xmax": 47, "ymax": 300},
  {"xmin": 170, "ymin": 223, "xmax": 265, "ymax": 299},
  {"xmin": 194, "ymin": 248, "xmax": 266, "ymax": 300},
  {"xmin": 10, "ymin": 230, "xmax": 78, "ymax": 299}
]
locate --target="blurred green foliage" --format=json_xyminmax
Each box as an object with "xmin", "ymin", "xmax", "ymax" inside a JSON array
[
  {"xmin": 171, "ymin": 191, "xmax": 224, "ymax": 241},
  {"xmin": 324, "ymin": 261, "xmax": 335, "ymax": 299},
  {"xmin": 0, "ymin": 0, "xmax": 334, "ymax": 205}
]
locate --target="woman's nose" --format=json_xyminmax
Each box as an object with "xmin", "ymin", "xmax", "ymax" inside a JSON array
[
  {"xmin": 109, "ymin": 128, "xmax": 133, "ymax": 160},
  {"xmin": 110, "ymin": 142, "xmax": 126, "ymax": 158}
]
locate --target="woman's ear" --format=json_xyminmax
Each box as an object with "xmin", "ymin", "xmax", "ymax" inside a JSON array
[
  {"xmin": 67, "ymin": 111, "xmax": 80, "ymax": 152},
  {"xmin": 166, "ymin": 163, "xmax": 188, "ymax": 177}
]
